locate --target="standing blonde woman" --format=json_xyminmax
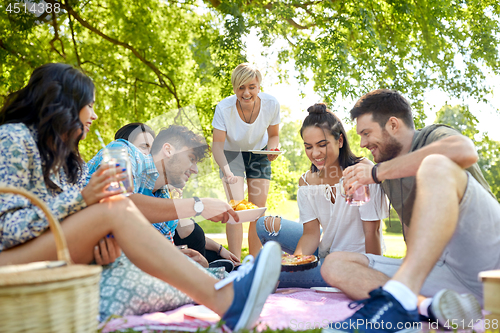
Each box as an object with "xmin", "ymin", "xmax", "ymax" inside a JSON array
[{"xmin": 212, "ymin": 63, "xmax": 280, "ymax": 258}]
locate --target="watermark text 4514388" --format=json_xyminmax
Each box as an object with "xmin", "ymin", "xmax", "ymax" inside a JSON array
[{"xmin": 6, "ymin": 2, "xmax": 61, "ymax": 15}]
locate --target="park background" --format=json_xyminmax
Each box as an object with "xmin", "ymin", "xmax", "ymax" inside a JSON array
[{"xmin": 2, "ymin": 0, "xmax": 500, "ymax": 259}]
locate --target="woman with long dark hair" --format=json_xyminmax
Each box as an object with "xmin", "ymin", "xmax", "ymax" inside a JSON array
[
  {"xmin": 0, "ymin": 63, "xmax": 281, "ymax": 331},
  {"xmin": 256, "ymin": 103, "xmax": 389, "ymax": 288}
]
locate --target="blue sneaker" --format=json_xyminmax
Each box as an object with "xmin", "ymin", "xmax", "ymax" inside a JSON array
[
  {"xmin": 323, "ymin": 287, "xmax": 420, "ymax": 333},
  {"xmin": 215, "ymin": 241, "xmax": 281, "ymax": 331}
]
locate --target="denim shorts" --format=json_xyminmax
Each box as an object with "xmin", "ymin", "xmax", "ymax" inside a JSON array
[{"xmin": 219, "ymin": 149, "xmax": 272, "ymax": 180}]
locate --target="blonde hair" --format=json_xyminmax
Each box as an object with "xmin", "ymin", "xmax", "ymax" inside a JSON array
[{"xmin": 231, "ymin": 63, "xmax": 262, "ymax": 94}]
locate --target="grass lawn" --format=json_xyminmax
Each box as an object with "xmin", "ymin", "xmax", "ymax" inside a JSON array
[{"xmin": 383, "ymin": 233, "xmax": 406, "ymax": 258}]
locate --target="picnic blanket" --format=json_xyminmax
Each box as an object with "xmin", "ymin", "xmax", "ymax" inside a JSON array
[
  {"xmin": 98, "ymin": 288, "xmax": 487, "ymax": 332},
  {"xmin": 99, "ymin": 288, "xmax": 355, "ymax": 332}
]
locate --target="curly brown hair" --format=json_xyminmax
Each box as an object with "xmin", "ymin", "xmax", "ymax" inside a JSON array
[{"xmin": 150, "ymin": 125, "xmax": 209, "ymax": 162}]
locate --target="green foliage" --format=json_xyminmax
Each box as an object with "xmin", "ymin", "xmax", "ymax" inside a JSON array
[
  {"xmin": 345, "ymin": 127, "xmax": 373, "ymax": 162},
  {"xmin": 207, "ymin": 0, "xmax": 500, "ymax": 119},
  {"xmin": 183, "ymin": 172, "xmax": 226, "ymax": 202},
  {"xmin": 1, "ymin": 0, "xmax": 242, "ymax": 160},
  {"xmin": 266, "ymin": 178, "xmax": 287, "ymax": 211},
  {"xmin": 477, "ymin": 134, "xmax": 500, "ymax": 202},
  {"xmin": 2, "ymin": 0, "xmax": 499, "ymax": 205},
  {"xmin": 434, "ymin": 104, "xmax": 500, "ymax": 202},
  {"xmin": 270, "ymin": 154, "xmax": 300, "ymax": 201},
  {"xmin": 277, "ymin": 114, "xmax": 313, "ymax": 200},
  {"xmin": 210, "ymin": 8, "xmax": 248, "ymax": 99},
  {"xmin": 280, "ymin": 117, "xmax": 310, "ymax": 173},
  {"xmin": 434, "ymin": 104, "xmax": 479, "ymax": 141},
  {"xmin": 3, "ymin": 1, "xmax": 499, "ymax": 142}
]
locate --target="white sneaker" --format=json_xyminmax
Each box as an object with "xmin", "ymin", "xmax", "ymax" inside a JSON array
[{"xmin": 430, "ymin": 289, "xmax": 482, "ymax": 327}]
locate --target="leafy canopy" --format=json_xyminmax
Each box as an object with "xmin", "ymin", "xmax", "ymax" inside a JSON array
[
  {"xmin": 1, "ymin": 0, "xmax": 499, "ymax": 204},
  {"xmin": 1, "ymin": 0, "xmax": 245, "ymax": 160},
  {"xmin": 206, "ymin": 0, "xmax": 500, "ymax": 126}
]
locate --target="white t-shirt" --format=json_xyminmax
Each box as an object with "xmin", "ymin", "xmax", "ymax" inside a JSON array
[
  {"xmin": 212, "ymin": 92, "xmax": 280, "ymax": 151},
  {"xmin": 297, "ymin": 172, "xmax": 389, "ymax": 258}
]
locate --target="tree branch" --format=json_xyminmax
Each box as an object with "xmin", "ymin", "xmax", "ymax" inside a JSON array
[
  {"xmin": 286, "ymin": 18, "xmax": 313, "ymax": 30},
  {"xmin": 135, "ymin": 77, "xmax": 163, "ymax": 88},
  {"xmin": 173, "ymin": 107, "xmax": 198, "ymax": 130},
  {"xmin": 67, "ymin": 9, "xmax": 82, "ymax": 68},
  {"xmin": 134, "ymin": 78, "xmax": 138, "ymax": 120},
  {"xmin": 81, "ymin": 60, "xmax": 105, "ymax": 70},
  {"xmin": 263, "ymin": 2, "xmax": 316, "ymax": 30},
  {"xmin": 49, "ymin": 13, "xmax": 66, "ymax": 59},
  {"xmin": 207, "ymin": 0, "xmax": 221, "ymax": 8},
  {"xmin": 49, "ymin": 0, "xmax": 182, "ymax": 109},
  {"xmin": 283, "ymin": 34, "xmax": 297, "ymax": 48}
]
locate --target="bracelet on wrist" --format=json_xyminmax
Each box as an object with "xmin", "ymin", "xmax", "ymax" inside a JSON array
[
  {"xmin": 372, "ymin": 163, "xmax": 382, "ymax": 184},
  {"xmin": 217, "ymin": 244, "xmax": 223, "ymax": 256}
]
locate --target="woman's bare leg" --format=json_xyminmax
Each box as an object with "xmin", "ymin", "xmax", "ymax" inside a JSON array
[
  {"xmin": 247, "ymin": 178, "xmax": 270, "ymax": 257},
  {"xmin": 0, "ymin": 196, "xmax": 233, "ymax": 315},
  {"xmin": 223, "ymin": 176, "xmax": 245, "ymax": 259}
]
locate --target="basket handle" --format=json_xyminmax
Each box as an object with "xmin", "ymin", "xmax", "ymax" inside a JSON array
[{"xmin": 0, "ymin": 187, "xmax": 73, "ymax": 264}]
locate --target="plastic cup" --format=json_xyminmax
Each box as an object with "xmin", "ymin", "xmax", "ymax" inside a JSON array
[
  {"xmin": 101, "ymin": 147, "xmax": 134, "ymax": 195},
  {"xmin": 339, "ymin": 178, "xmax": 370, "ymax": 206}
]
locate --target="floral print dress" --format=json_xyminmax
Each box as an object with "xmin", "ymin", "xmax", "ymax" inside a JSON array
[{"xmin": 0, "ymin": 123, "xmax": 87, "ymax": 252}]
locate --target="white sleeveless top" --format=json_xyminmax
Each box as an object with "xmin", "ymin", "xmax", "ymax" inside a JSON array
[{"xmin": 297, "ymin": 171, "xmax": 389, "ymax": 258}]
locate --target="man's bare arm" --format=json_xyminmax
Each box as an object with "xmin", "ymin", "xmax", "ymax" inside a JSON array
[
  {"xmin": 376, "ymin": 135, "xmax": 477, "ymax": 181},
  {"xmin": 129, "ymin": 194, "xmax": 194, "ymax": 223},
  {"xmin": 129, "ymin": 194, "xmax": 238, "ymax": 224},
  {"xmin": 343, "ymin": 135, "xmax": 478, "ymax": 189}
]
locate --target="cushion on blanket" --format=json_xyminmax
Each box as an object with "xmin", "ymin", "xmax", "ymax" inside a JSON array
[{"xmin": 99, "ymin": 254, "xmax": 226, "ymax": 321}]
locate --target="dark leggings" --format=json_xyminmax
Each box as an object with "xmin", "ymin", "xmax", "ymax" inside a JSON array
[{"xmin": 173, "ymin": 223, "xmax": 223, "ymax": 262}]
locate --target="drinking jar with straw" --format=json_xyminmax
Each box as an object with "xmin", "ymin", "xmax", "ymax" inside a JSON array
[{"xmin": 95, "ymin": 129, "xmax": 134, "ymax": 195}]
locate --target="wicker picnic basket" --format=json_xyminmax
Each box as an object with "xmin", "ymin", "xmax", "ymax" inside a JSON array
[{"xmin": 0, "ymin": 187, "xmax": 102, "ymax": 332}]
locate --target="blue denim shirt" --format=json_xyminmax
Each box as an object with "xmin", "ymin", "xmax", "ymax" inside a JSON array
[{"xmin": 87, "ymin": 140, "xmax": 178, "ymax": 241}]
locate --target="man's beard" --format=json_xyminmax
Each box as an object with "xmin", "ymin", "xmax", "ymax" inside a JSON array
[
  {"xmin": 163, "ymin": 154, "xmax": 187, "ymax": 189},
  {"xmin": 375, "ymin": 131, "xmax": 403, "ymax": 163}
]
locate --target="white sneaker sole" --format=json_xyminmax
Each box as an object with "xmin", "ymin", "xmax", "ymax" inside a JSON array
[
  {"xmin": 233, "ymin": 241, "xmax": 281, "ymax": 331},
  {"xmin": 431, "ymin": 289, "xmax": 482, "ymax": 326}
]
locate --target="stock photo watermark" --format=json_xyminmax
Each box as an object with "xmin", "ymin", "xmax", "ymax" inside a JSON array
[{"xmin": 289, "ymin": 318, "xmax": 499, "ymax": 331}]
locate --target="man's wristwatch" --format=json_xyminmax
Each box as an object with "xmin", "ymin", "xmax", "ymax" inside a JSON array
[{"xmin": 193, "ymin": 196, "xmax": 204, "ymax": 217}]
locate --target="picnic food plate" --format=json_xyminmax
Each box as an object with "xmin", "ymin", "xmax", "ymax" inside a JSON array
[
  {"xmin": 248, "ymin": 149, "xmax": 285, "ymax": 155},
  {"xmin": 281, "ymin": 254, "xmax": 318, "ymax": 272},
  {"xmin": 183, "ymin": 305, "xmax": 220, "ymax": 321},
  {"xmin": 229, "ymin": 199, "xmax": 259, "ymax": 211},
  {"xmin": 227, "ymin": 207, "xmax": 267, "ymax": 224},
  {"xmin": 311, "ymin": 287, "xmax": 342, "ymax": 293}
]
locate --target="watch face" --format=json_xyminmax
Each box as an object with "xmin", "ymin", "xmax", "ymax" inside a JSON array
[{"xmin": 194, "ymin": 201, "xmax": 204, "ymax": 213}]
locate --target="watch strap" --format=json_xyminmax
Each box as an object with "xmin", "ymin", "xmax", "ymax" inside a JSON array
[{"xmin": 372, "ymin": 163, "xmax": 382, "ymax": 184}]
